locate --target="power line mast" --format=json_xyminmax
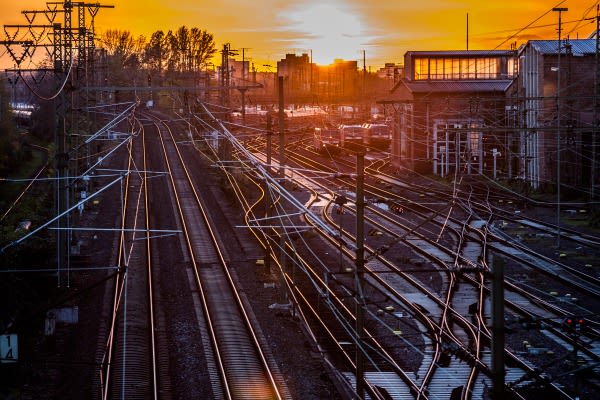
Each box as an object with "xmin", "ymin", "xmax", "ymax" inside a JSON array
[
  {"xmin": 239, "ymin": 47, "xmax": 251, "ymax": 124},
  {"xmin": 592, "ymin": 5, "xmax": 599, "ymax": 203},
  {"xmin": 220, "ymin": 43, "xmax": 237, "ymax": 108},
  {"xmin": 2, "ymin": 1, "xmax": 113, "ymax": 286}
]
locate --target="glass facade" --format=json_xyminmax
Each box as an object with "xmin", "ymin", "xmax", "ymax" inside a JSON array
[{"xmin": 413, "ymin": 56, "xmax": 515, "ymax": 80}]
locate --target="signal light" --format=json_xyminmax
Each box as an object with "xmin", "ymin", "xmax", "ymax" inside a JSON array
[
  {"xmin": 563, "ymin": 318, "xmax": 574, "ymax": 331},
  {"xmin": 562, "ymin": 317, "xmax": 586, "ymax": 333}
]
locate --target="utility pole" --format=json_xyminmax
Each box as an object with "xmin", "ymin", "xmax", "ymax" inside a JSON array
[
  {"xmin": 362, "ymin": 50, "xmax": 366, "ymax": 108},
  {"xmin": 57, "ymin": 3, "xmax": 71, "ymax": 287},
  {"xmin": 278, "ymin": 76, "xmax": 285, "ymax": 181},
  {"xmin": 264, "ymin": 113, "xmax": 273, "ymax": 274},
  {"xmin": 553, "ymin": 7, "xmax": 567, "ymax": 249},
  {"xmin": 220, "ymin": 43, "xmax": 229, "ymax": 107},
  {"xmin": 592, "ymin": 5, "xmax": 599, "ymax": 203},
  {"xmin": 310, "ymin": 49, "xmax": 314, "ymax": 103},
  {"xmin": 277, "ymin": 76, "xmax": 287, "ymax": 306},
  {"xmin": 266, "ymin": 112, "xmax": 272, "ymax": 173},
  {"xmin": 355, "ymin": 151, "xmax": 366, "ymax": 398},
  {"xmin": 335, "ymin": 195, "xmax": 348, "ymax": 273},
  {"xmin": 239, "ymin": 86, "xmax": 247, "ymax": 125},
  {"xmin": 240, "ymin": 47, "xmax": 251, "ymax": 125},
  {"xmin": 491, "ymin": 255, "xmax": 505, "ymax": 399},
  {"xmin": 241, "ymin": 47, "xmax": 249, "ymax": 81},
  {"xmin": 220, "ymin": 43, "xmax": 237, "ymax": 108}
]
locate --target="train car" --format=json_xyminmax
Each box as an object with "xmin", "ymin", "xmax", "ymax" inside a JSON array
[
  {"xmin": 363, "ymin": 123, "xmax": 391, "ymax": 151},
  {"xmin": 313, "ymin": 126, "xmax": 341, "ymax": 153},
  {"xmin": 339, "ymin": 124, "xmax": 366, "ymax": 153}
]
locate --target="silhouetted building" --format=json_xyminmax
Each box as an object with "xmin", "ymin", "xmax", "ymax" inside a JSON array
[
  {"xmin": 229, "ymin": 58, "xmax": 250, "ymax": 84},
  {"xmin": 314, "ymin": 59, "xmax": 359, "ymax": 105},
  {"xmin": 377, "ymin": 63, "xmax": 404, "ymax": 85},
  {"xmin": 276, "ymin": 54, "xmax": 360, "ymax": 105},
  {"xmin": 277, "ymin": 53, "xmax": 313, "ymax": 101}
]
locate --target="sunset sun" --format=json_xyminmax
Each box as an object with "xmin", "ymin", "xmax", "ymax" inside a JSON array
[{"xmin": 282, "ymin": 1, "xmax": 372, "ymax": 65}]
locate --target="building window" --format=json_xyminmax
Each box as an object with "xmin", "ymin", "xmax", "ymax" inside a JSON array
[
  {"xmin": 461, "ymin": 58, "xmax": 474, "ymax": 79},
  {"xmin": 413, "ymin": 55, "xmax": 511, "ymax": 80},
  {"xmin": 428, "ymin": 58, "xmax": 440, "ymax": 80},
  {"xmin": 414, "ymin": 58, "xmax": 429, "ymax": 80}
]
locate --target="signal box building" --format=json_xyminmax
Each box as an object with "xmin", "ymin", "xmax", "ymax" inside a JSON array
[{"xmin": 382, "ymin": 50, "xmax": 516, "ymax": 177}]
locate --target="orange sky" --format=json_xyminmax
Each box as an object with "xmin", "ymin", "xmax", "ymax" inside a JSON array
[{"xmin": 1, "ymin": 0, "xmax": 598, "ymax": 70}]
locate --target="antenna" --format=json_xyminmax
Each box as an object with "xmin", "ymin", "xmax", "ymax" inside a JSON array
[{"xmin": 467, "ymin": 12, "xmax": 469, "ymax": 51}]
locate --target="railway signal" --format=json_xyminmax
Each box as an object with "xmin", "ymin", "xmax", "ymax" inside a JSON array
[{"xmin": 561, "ymin": 317, "xmax": 586, "ymax": 333}]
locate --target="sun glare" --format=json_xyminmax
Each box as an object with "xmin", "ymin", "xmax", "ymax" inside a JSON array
[{"xmin": 282, "ymin": 1, "xmax": 370, "ymax": 65}]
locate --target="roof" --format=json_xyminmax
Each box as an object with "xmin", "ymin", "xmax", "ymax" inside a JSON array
[
  {"xmin": 526, "ymin": 39, "xmax": 596, "ymax": 56},
  {"xmin": 402, "ymin": 80, "xmax": 511, "ymax": 94},
  {"xmin": 379, "ymin": 79, "xmax": 511, "ymax": 104},
  {"xmin": 405, "ymin": 50, "xmax": 515, "ymax": 58}
]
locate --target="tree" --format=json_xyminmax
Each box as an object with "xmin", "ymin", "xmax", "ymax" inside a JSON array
[
  {"xmin": 100, "ymin": 30, "xmax": 146, "ymax": 70},
  {"xmin": 167, "ymin": 26, "xmax": 216, "ymax": 73},
  {"xmin": 173, "ymin": 26, "xmax": 190, "ymax": 72},
  {"xmin": 99, "ymin": 29, "xmax": 147, "ymax": 91},
  {"xmin": 99, "ymin": 26, "xmax": 215, "ymax": 86},
  {"xmin": 189, "ymin": 27, "xmax": 216, "ymax": 72},
  {"xmin": 0, "ymin": 80, "xmax": 20, "ymax": 175},
  {"xmin": 164, "ymin": 30, "xmax": 178, "ymax": 76},
  {"xmin": 100, "ymin": 29, "xmax": 140, "ymax": 63},
  {"xmin": 143, "ymin": 30, "xmax": 167, "ymax": 74}
]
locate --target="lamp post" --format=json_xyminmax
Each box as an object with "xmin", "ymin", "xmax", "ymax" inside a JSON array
[{"xmin": 553, "ymin": 7, "xmax": 567, "ymax": 249}]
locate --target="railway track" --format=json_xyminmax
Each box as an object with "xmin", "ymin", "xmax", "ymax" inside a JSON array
[
  {"xmin": 187, "ymin": 109, "xmax": 599, "ymax": 398},
  {"xmin": 100, "ymin": 116, "xmax": 161, "ymax": 400},
  {"xmin": 97, "ymin": 110, "xmax": 286, "ymax": 399},
  {"xmin": 278, "ymin": 144, "xmax": 597, "ymax": 397},
  {"xmin": 152, "ymin": 112, "xmax": 284, "ymax": 399}
]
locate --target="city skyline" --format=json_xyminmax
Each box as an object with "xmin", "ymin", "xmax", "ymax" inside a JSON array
[{"xmin": 0, "ymin": 0, "xmax": 598, "ymax": 70}]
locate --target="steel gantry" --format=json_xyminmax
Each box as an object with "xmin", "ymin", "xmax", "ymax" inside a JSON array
[{"xmin": 2, "ymin": 1, "xmax": 114, "ymax": 285}]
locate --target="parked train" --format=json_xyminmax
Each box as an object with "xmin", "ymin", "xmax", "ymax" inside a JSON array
[
  {"xmin": 339, "ymin": 124, "xmax": 366, "ymax": 152},
  {"xmin": 363, "ymin": 123, "xmax": 391, "ymax": 151},
  {"xmin": 313, "ymin": 127, "xmax": 341, "ymax": 153},
  {"xmin": 314, "ymin": 122, "xmax": 392, "ymax": 154}
]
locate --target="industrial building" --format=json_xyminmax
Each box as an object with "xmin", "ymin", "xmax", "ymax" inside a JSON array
[
  {"xmin": 382, "ymin": 36, "xmax": 599, "ymax": 198},
  {"xmin": 507, "ymin": 38, "xmax": 598, "ymax": 193}
]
